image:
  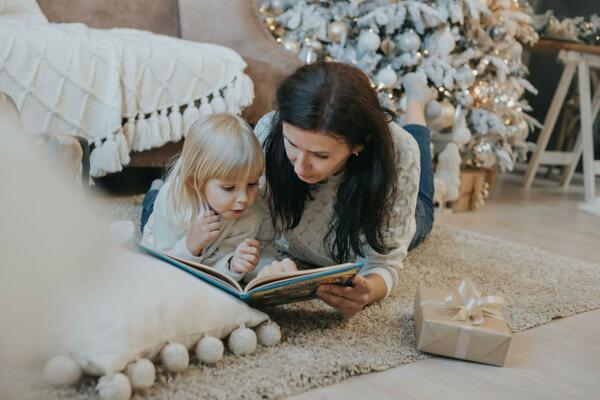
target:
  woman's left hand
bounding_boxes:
[316,275,372,318]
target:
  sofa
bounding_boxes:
[35,0,300,166]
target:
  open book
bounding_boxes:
[138,244,362,306]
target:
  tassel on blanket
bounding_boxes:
[211,93,227,114]
[234,74,254,108]
[90,137,123,177]
[183,102,200,138]
[133,117,151,152]
[148,112,162,147]
[224,86,240,115]
[124,117,136,149]
[169,106,183,142]
[198,97,213,118]
[114,128,130,165]
[159,109,171,145]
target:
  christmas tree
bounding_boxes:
[258,0,539,202]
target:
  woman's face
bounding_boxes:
[282,122,360,184]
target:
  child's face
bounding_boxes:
[203,178,260,220]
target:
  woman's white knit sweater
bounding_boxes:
[249,112,420,297]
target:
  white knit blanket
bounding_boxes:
[0,20,254,177]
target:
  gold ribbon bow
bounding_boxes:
[443,278,505,325]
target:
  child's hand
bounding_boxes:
[256,258,297,279]
[186,211,221,256]
[229,239,260,274]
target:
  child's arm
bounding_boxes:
[151,184,215,263]
[208,210,260,281]
[244,188,280,282]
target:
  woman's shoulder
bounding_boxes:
[254,111,276,145]
[388,122,420,169]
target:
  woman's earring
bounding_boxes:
[353,151,360,156]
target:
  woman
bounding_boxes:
[250,62,434,317]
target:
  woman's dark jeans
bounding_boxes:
[140,124,435,247]
[403,124,435,251]
[140,189,159,233]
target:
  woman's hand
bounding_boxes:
[256,258,298,279]
[186,211,221,256]
[316,274,386,318]
[230,239,260,274]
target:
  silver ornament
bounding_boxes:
[358,30,381,52]
[396,30,421,53]
[327,21,348,43]
[455,66,476,88]
[375,66,398,88]
[425,100,442,121]
[488,25,507,42]
[281,38,300,55]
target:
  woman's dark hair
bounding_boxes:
[263,62,399,263]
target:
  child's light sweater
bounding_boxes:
[248,112,420,297]
[141,179,259,281]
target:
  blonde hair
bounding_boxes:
[164,113,264,223]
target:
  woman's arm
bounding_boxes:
[317,124,421,317]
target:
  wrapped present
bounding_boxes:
[413,279,511,366]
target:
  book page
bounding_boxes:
[247,266,361,306]
[244,263,359,292]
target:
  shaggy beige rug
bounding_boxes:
[23,197,600,399]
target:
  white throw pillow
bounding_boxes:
[0,117,267,384]
[0,0,47,23]
[64,247,268,375]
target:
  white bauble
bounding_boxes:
[196,336,224,364]
[228,326,257,356]
[375,67,398,88]
[43,355,82,386]
[97,373,132,400]
[507,41,523,61]
[452,125,472,146]
[425,100,442,121]
[455,66,476,88]
[396,30,421,53]
[281,38,300,55]
[327,21,348,43]
[256,321,282,347]
[125,359,155,391]
[423,27,455,57]
[160,343,189,373]
[305,37,323,52]
[358,30,381,52]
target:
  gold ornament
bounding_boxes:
[380,38,396,55]
[327,21,348,43]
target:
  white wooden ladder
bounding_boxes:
[523,50,600,209]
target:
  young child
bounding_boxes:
[140,113,263,281]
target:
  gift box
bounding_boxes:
[413,279,512,366]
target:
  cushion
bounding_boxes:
[0,0,47,23]
[65,248,268,375]
[0,125,268,381]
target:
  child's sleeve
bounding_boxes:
[151,185,207,264]
[244,185,279,282]
[208,210,261,282]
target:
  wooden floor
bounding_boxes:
[294,171,600,400]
